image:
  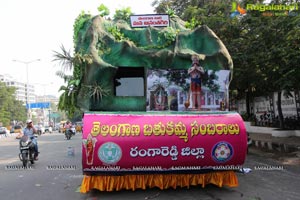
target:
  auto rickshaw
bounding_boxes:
[59,120,67,133]
[75,122,83,133]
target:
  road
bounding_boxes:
[0,132,300,200]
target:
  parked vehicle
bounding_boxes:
[19,135,37,167]
[0,127,9,136]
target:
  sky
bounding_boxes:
[0,0,155,97]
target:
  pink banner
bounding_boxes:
[82,112,247,174]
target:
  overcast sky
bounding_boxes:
[0,0,154,97]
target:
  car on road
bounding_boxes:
[0,127,9,136]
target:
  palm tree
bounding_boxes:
[53,45,108,116]
[53,45,84,117]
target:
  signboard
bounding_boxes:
[82,112,247,175]
[130,14,169,28]
[26,102,50,109]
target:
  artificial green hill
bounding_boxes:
[74,15,233,111]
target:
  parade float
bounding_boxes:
[73,13,247,193]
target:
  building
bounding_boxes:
[236,91,300,121]
[35,95,59,105]
[0,74,36,103]
[1,73,60,126]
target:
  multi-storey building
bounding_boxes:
[0,74,36,104]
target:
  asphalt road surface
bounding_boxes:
[0,132,300,200]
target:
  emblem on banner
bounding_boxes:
[212,142,233,163]
[98,142,122,164]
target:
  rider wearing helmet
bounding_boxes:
[21,119,39,160]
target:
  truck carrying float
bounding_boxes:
[72,13,247,193]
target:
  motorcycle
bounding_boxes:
[71,126,76,135]
[19,135,37,168]
[37,129,42,136]
[65,129,72,140]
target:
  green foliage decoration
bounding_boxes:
[142,27,179,50]
[166,6,176,17]
[106,24,179,50]
[73,52,93,80]
[97,4,110,17]
[107,25,127,42]
[97,41,111,56]
[185,17,200,29]
[158,27,178,45]
[82,82,110,102]
[73,11,92,46]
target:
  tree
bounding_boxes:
[229,0,300,128]
[229,13,271,117]
[113,7,133,22]
[259,14,300,129]
[0,81,26,126]
[9,100,27,124]
[152,0,172,14]
[53,45,93,118]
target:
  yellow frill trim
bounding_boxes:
[80,171,238,193]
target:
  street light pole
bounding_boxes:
[12,59,41,119]
[48,109,51,126]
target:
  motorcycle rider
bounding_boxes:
[21,119,39,160]
[64,121,72,138]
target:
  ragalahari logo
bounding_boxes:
[230,2,247,17]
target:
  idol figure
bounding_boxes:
[188,55,204,110]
